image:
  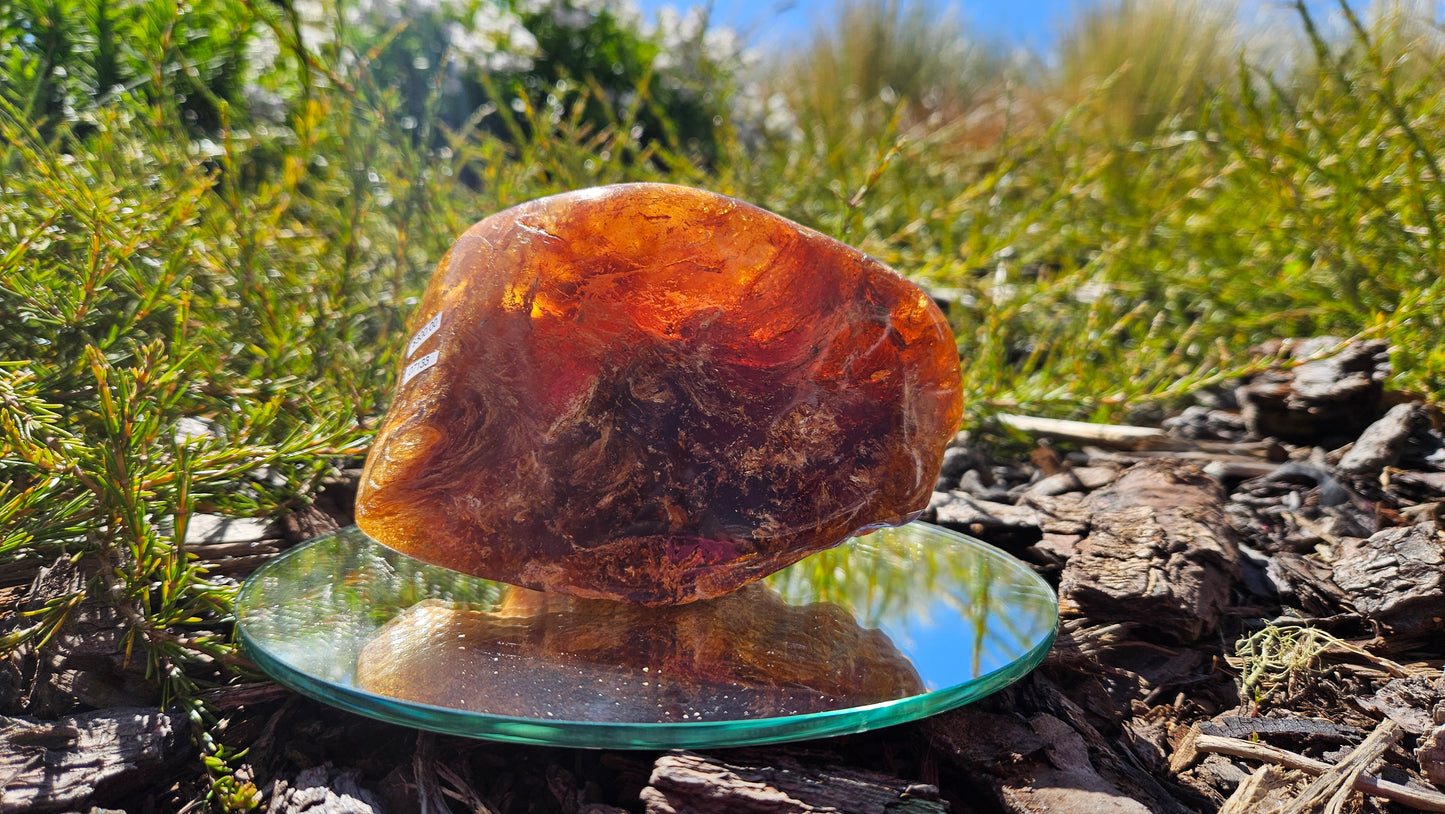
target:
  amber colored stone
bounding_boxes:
[355,183,962,604]
[355,586,924,720]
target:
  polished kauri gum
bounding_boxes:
[355,183,963,604]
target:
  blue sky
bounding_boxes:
[634,0,1445,53]
[636,0,1078,49]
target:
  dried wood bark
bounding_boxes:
[1331,521,1445,635]
[1217,765,1299,814]
[1338,402,1429,476]
[1225,461,1374,557]
[10,557,157,716]
[1277,719,1401,814]
[1025,466,1120,497]
[1172,728,1445,811]
[927,492,1043,537]
[640,752,946,814]
[0,707,183,813]
[1164,405,1249,443]
[1058,461,1241,642]
[1390,470,1445,506]
[278,470,361,546]
[1260,551,1354,618]
[1420,723,1445,789]
[1237,338,1390,442]
[264,764,387,814]
[925,678,1199,814]
[991,712,1157,814]
[1199,716,1366,746]
[1358,675,1445,735]
[185,513,275,545]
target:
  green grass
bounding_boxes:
[767,0,1009,135]
[2,0,1444,807]
[740,0,1445,420]
[1054,0,1243,139]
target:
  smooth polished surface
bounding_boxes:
[236,523,1057,748]
[355,184,963,605]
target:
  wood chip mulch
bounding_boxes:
[3,336,1444,813]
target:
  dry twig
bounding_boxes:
[1278,719,1401,814]
[1172,728,1445,812]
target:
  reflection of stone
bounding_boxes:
[354,584,924,722]
[355,183,962,605]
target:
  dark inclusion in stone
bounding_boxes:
[355,585,926,721]
[355,183,963,605]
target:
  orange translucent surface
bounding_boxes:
[356,184,962,604]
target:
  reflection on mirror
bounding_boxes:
[356,584,923,721]
[235,523,1058,748]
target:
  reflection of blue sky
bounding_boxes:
[764,523,1057,694]
[245,524,1058,733]
[873,579,1055,691]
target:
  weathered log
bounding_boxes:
[640,752,946,814]
[1331,521,1445,636]
[264,764,387,814]
[1058,461,1241,642]
[0,707,183,813]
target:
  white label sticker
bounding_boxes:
[401,350,440,386]
[405,312,443,358]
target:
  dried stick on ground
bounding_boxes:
[1279,719,1401,814]
[1218,765,1297,814]
[997,414,1174,450]
[1175,728,1445,811]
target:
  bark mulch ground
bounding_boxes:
[4,336,1444,813]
